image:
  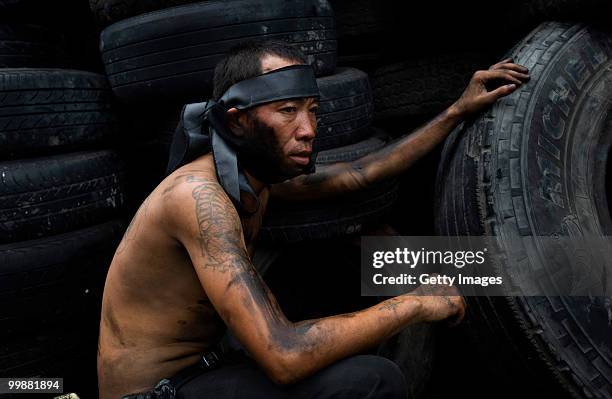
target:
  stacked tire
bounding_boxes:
[0,9,126,396]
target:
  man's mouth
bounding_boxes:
[289,151,312,165]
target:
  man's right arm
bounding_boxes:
[165,174,464,385]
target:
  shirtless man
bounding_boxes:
[98,41,530,398]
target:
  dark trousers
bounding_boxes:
[176,354,407,399]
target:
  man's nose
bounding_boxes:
[295,111,316,141]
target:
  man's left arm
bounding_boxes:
[271,58,530,201]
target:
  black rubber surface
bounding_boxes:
[514,0,612,26]
[315,131,385,164]
[371,52,493,123]
[0,220,124,338]
[89,0,199,27]
[261,130,398,243]
[315,67,373,151]
[0,0,19,6]
[0,69,117,159]
[0,150,126,243]
[100,0,337,104]
[0,25,67,68]
[329,0,386,68]
[435,22,612,398]
[0,0,23,11]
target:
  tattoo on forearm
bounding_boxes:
[378,299,401,312]
[442,296,455,309]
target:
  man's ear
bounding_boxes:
[226,107,248,136]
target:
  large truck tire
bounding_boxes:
[435,22,612,398]
[0,151,126,243]
[0,69,117,159]
[100,0,336,104]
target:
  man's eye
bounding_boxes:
[281,107,297,113]
[310,107,319,114]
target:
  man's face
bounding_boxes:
[243,96,318,177]
[238,55,319,180]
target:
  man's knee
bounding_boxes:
[314,355,407,399]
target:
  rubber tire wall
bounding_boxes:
[435,22,612,398]
[371,53,493,124]
[0,69,117,159]
[100,0,336,104]
[0,151,126,243]
[89,0,198,27]
[0,221,124,338]
[0,25,67,68]
[315,67,373,151]
[0,221,122,396]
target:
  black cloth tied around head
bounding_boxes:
[166,65,320,215]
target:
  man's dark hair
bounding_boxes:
[212,40,307,101]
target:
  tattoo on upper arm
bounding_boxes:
[162,174,188,197]
[188,176,250,273]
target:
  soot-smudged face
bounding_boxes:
[238,106,317,183]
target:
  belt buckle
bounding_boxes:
[200,351,220,369]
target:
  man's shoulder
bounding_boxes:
[157,173,225,211]
[155,162,239,230]
[157,155,221,200]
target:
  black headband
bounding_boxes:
[166,64,320,214]
[219,64,320,109]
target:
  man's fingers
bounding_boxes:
[479,69,527,85]
[486,70,522,85]
[483,83,516,102]
[495,62,529,73]
[506,69,530,81]
[491,68,530,81]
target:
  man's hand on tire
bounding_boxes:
[451,57,530,118]
[406,278,467,326]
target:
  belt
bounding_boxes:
[121,349,223,399]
